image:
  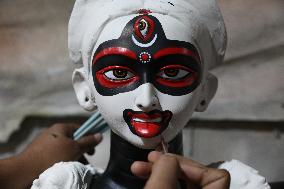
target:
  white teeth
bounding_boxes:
[133,117,162,123]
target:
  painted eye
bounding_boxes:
[96,66,139,89]
[104,69,134,80]
[156,65,198,88]
[164,69,180,77]
[138,19,149,38]
[158,67,191,80]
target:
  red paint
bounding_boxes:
[156,72,198,88]
[141,53,150,61]
[134,16,155,42]
[138,9,152,14]
[130,112,162,120]
[160,64,194,73]
[96,66,139,88]
[131,121,161,138]
[93,47,137,65]
[127,111,172,138]
[154,47,201,64]
[156,65,198,88]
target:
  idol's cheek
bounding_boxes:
[155,86,203,142]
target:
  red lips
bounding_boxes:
[124,110,172,138]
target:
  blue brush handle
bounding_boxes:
[74,111,101,135]
[73,112,109,140]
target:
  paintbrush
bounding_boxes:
[73,111,109,140]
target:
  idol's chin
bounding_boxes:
[110,128,160,149]
[111,127,176,149]
[132,135,164,149]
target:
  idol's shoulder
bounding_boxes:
[30,159,271,189]
[219,159,271,189]
[30,162,101,189]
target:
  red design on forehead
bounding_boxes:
[141,54,149,61]
[139,52,152,63]
[134,16,155,42]
[93,47,137,65]
[154,47,201,64]
[137,9,152,14]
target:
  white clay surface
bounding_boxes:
[219,160,271,189]
[30,160,271,189]
[30,162,100,189]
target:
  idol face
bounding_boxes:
[91,13,203,148]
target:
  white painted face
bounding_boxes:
[94,82,203,149]
[73,12,218,149]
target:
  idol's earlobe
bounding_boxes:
[72,68,97,111]
[195,73,218,112]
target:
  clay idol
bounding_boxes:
[31,0,270,189]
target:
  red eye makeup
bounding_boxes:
[156,65,198,88]
[96,66,139,88]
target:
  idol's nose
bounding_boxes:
[135,83,159,112]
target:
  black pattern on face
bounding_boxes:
[92,14,202,96]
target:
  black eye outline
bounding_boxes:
[107,69,130,79]
[157,64,193,81]
[101,66,136,81]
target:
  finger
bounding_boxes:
[176,160,228,186]
[149,152,230,189]
[144,155,180,189]
[77,133,102,153]
[87,148,95,155]
[131,161,152,178]
[147,151,163,162]
[64,124,81,137]
[174,157,230,189]
[149,152,205,169]
[192,168,230,189]
[78,155,89,164]
[49,123,80,137]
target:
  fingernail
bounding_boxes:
[148,151,162,161]
[94,133,103,142]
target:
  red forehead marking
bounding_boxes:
[134,16,155,42]
[153,47,201,64]
[93,47,137,65]
[138,9,152,14]
[141,54,149,61]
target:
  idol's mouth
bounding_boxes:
[123,109,172,138]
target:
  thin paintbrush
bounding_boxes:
[73,112,109,140]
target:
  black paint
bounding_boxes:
[92,15,202,96]
[90,131,186,189]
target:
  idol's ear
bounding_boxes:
[72,68,97,111]
[195,73,218,112]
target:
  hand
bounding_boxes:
[20,123,102,169]
[131,151,230,189]
[0,123,102,189]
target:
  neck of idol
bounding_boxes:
[90,131,184,189]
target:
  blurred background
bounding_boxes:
[0,0,283,182]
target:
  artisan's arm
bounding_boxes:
[0,123,102,189]
[0,154,34,189]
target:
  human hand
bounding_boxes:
[131,151,230,189]
[20,123,102,174]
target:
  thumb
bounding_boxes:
[144,155,180,189]
[77,133,103,153]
